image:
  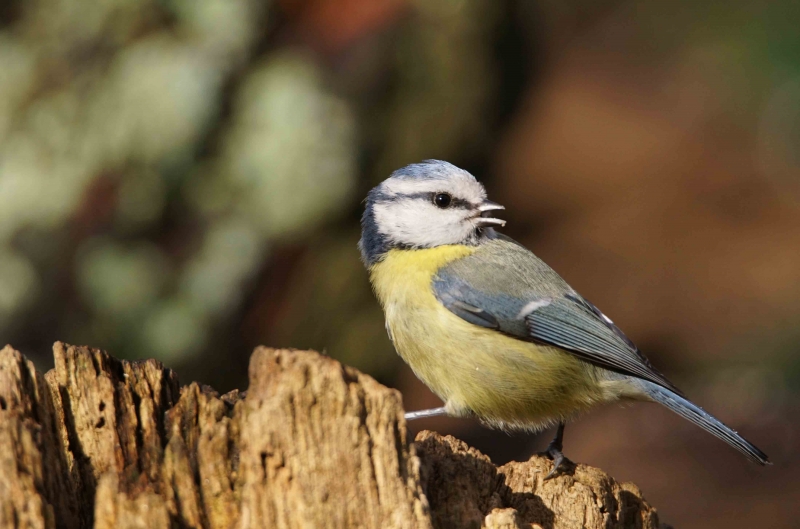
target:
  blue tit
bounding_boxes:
[359,159,769,476]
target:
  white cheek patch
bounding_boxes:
[516,298,552,319]
[373,199,476,247]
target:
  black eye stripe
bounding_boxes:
[392,192,471,208]
[439,195,470,208]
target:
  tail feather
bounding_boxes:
[641,380,770,465]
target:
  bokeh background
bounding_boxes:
[1,0,798,526]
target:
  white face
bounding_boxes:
[370,162,505,248]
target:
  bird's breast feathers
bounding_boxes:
[369,245,477,312]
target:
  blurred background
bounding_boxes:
[0,0,798,526]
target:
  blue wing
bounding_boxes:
[432,237,681,394]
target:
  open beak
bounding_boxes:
[474,200,506,228]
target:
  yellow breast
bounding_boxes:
[369,246,611,430]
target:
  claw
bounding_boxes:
[543,443,569,480]
[541,422,571,480]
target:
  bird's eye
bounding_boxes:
[433,193,452,208]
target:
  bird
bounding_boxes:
[358,159,769,477]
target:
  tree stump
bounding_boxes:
[0,342,663,528]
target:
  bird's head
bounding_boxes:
[359,160,505,265]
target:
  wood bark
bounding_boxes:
[0,342,663,529]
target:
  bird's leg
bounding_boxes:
[543,422,571,479]
[404,407,448,420]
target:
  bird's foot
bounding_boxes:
[540,422,571,480]
[542,442,571,480]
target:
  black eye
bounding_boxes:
[433,193,452,208]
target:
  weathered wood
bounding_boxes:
[0,342,662,528]
[417,432,659,529]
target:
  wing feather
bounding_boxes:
[431,237,681,393]
[524,297,681,393]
